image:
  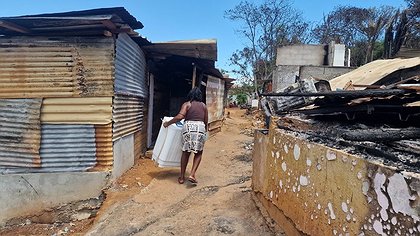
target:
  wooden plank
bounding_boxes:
[397,84,420,91]
[192,64,197,88]
[101,20,117,30]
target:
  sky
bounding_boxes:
[0,0,408,74]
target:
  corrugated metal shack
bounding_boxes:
[142,39,229,144]
[0,7,230,224]
[0,7,149,177]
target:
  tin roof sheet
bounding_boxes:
[330,58,420,90]
[0,7,143,36]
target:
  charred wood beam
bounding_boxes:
[261,89,414,98]
[341,128,420,142]
[385,75,420,89]
[298,104,420,121]
[388,140,420,156]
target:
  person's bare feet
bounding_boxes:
[187,176,198,184]
[178,177,185,184]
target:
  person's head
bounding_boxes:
[187,87,202,102]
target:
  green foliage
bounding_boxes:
[372,41,385,60]
[236,94,248,105]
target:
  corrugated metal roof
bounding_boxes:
[113,94,144,141]
[0,99,42,168]
[41,97,113,124]
[0,7,143,36]
[115,33,147,98]
[0,36,114,98]
[143,39,218,61]
[330,58,420,90]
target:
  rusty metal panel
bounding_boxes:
[41,97,113,124]
[94,123,113,169]
[206,75,225,123]
[115,33,147,98]
[0,36,115,98]
[0,124,113,174]
[0,99,42,167]
[113,94,144,141]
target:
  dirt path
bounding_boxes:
[84,108,279,236]
[0,108,281,236]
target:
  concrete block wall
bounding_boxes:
[252,126,420,236]
[276,45,327,66]
[299,66,354,81]
[272,65,300,92]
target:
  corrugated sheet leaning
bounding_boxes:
[0,37,115,173]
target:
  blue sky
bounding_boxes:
[0,0,407,73]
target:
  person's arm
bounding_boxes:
[163,102,189,128]
[204,103,208,131]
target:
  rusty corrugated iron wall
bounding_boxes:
[0,37,115,98]
[0,36,115,173]
[113,33,147,143]
[94,124,113,169]
[0,99,42,168]
[41,97,113,124]
[0,124,113,174]
[113,94,144,141]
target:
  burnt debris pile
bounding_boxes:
[261,58,420,172]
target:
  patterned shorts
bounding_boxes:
[182,121,206,153]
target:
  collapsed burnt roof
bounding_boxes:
[261,58,420,172]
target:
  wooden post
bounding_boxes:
[192,64,197,88]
